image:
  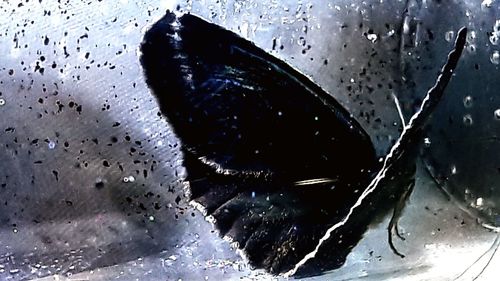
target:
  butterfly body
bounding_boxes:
[141,11,466,277]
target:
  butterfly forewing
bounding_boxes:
[141,12,377,182]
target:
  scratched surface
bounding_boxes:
[0,0,499,280]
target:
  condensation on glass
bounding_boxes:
[0,0,498,280]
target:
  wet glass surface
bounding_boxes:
[0,0,499,280]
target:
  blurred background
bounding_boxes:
[0,0,499,280]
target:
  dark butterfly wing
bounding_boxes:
[140,12,377,182]
[141,11,467,276]
[140,11,378,275]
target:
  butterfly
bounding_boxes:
[140,11,466,277]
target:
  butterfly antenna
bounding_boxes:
[392,93,406,127]
[283,27,467,278]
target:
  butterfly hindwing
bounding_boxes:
[183,151,371,274]
[140,11,379,274]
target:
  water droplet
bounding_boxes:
[476,197,484,206]
[366,33,378,43]
[424,137,431,147]
[0,98,5,106]
[465,9,475,18]
[48,141,56,149]
[451,165,457,175]
[490,20,500,45]
[494,109,500,120]
[463,96,473,108]
[467,44,476,55]
[445,31,455,42]
[468,30,477,41]
[123,176,135,183]
[95,180,105,189]
[490,35,499,45]
[9,269,19,274]
[490,51,500,64]
[482,0,495,9]
[463,114,473,126]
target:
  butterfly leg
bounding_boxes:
[387,178,415,258]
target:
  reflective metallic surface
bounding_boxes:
[0,0,499,280]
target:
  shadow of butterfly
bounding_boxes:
[140,11,466,277]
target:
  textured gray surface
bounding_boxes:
[0,0,499,280]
